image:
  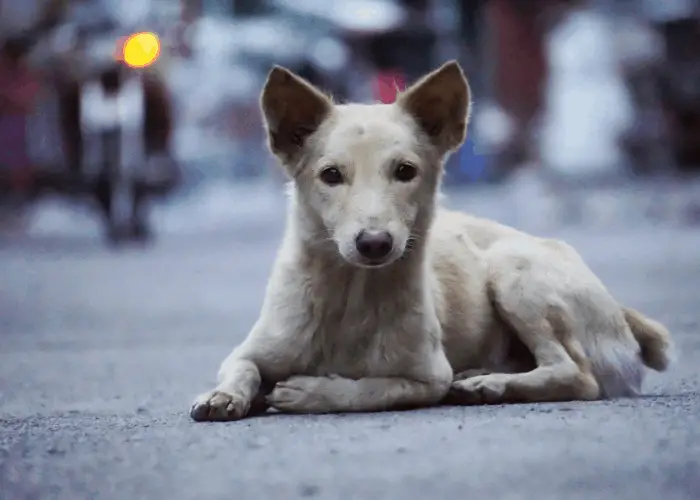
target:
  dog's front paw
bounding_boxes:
[266,376,336,414]
[446,374,508,405]
[190,390,250,422]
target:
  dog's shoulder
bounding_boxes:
[426,210,491,323]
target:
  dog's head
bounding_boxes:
[261,61,471,268]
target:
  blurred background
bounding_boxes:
[1,0,700,241]
[3,4,700,497]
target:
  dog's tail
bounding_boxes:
[623,307,673,371]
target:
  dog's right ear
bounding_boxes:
[260,66,332,166]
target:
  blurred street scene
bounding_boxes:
[0,0,699,241]
[1,2,700,499]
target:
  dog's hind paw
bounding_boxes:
[446,374,508,405]
[190,390,250,422]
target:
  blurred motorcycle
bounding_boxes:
[46,21,179,244]
[1,0,179,243]
[75,56,178,243]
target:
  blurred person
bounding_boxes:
[636,0,700,223]
[482,0,586,178]
[643,0,700,173]
[0,0,67,206]
[615,11,669,176]
[483,0,548,174]
[537,0,638,225]
[0,38,41,201]
[539,0,634,177]
[71,57,178,243]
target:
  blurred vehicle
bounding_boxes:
[1,0,180,243]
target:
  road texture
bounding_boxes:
[1,189,700,500]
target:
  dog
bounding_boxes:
[190,61,673,421]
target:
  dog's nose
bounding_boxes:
[355,230,393,261]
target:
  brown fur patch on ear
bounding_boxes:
[397,60,471,153]
[260,66,332,165]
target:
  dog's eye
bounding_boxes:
[394,162,418,182]
[319,166,344,186]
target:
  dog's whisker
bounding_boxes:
[408,231,425,242]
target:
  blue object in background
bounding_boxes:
[459,135,487,181]
[444,134,489,186]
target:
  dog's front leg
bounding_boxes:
[190,355,265,422]
[190,324,295,422]
[267,353,453,414]
[266,375,448,414]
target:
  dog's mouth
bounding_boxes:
[336,245,400,268]
[354,257,394,269]
[345,246,408,269]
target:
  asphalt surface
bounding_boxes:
[1,191,700,500]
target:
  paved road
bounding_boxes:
[1,207,700,500]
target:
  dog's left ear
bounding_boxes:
[397,60,471,153]
[260,65,332,166]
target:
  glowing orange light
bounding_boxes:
[119,32,161,68]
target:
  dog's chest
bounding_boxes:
[300,271,419,378]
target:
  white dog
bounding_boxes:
[190,61,672,421]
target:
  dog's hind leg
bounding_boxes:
[448,294,600,405]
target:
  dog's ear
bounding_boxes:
[397,60,471,153]
[260,66,332,165]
